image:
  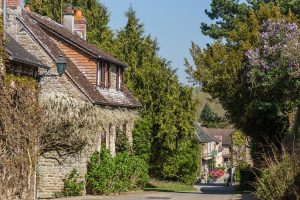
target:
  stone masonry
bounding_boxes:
[6,6,137,199]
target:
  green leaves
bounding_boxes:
[62,169,84,197]
[86,148,149,194]
[115,8,199,183]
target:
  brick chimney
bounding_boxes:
[74,9,86,40]
[63,4,74,34]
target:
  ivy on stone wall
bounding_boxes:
[0,74,41,199]
[40,94,138,161]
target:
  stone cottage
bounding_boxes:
[3,1,141,198]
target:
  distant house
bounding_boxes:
[195,123,219,172]
[4,1,141,198]
[203,128,235,167]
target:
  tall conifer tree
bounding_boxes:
[115,8,199,184]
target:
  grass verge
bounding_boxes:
[144,180,196,192]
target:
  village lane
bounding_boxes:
[54,184,255,200]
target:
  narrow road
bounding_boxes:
[55,184,254,200]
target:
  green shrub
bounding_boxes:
[116,128,131,153]
[86,147,149,195]
[255,151,299,200]
[62,169,84,197]
[234,161,249,183]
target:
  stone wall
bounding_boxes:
[6,7,138,199]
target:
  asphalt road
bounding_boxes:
[55,184,255,200]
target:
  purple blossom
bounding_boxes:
[246,20,300,83]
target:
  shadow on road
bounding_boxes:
[194,183,256,199]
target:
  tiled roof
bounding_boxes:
[195,123,218,143]
[203,128,236,146]
[19,11,141,108]
[28,12,126,67]
[5,34,48,69]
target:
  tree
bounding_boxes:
[200,103,230,128]
[115,7,199,184]
[186,3,298,164]
[199,103,230,128]
[201,0,300,40]
[25,0,114,52]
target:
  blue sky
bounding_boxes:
[101,0,214,84]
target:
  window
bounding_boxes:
[116,66,122,90]
[97,62,101,86]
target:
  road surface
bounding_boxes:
[54,183,255,200]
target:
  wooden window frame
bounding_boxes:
[101,61,106,88]
[107,63,111,88]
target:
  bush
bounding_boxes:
[62,169,84,196]
[234,161,249,183]
[255,150,299,200]
[86,147,149,195]
[161,142,199,185]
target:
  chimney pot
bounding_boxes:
[24,4,30,12]
[74,9,83,20]
[63,4,74,34]
[74,9,87,40]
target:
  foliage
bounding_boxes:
[255,149,300,200]
[62,169,84,197]
[41,95,138,161]
[231,131,247,164]
[186,3,299,164]
[0,74,41,199]
[28,2,200,184]
[233,161,249,183]
[200,103,230,128]
[115,7,199,184]
[193,89,226,118]
[144,180,196,192]
[132,118,152,162]
[292,106,300,137]
[25,0,114,52]
[86,147,149,194]
[116,127,131,153]
[200,0,300,40]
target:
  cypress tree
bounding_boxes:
[115,7,199,184]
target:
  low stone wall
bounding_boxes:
[37,120,134,199]
[37,131,101,198]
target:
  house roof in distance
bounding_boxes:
[195,123,218,143]
[5,34,49,69]
[203,128,236,146]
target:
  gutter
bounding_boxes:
[9,56,49,69]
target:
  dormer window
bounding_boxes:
[97,60,123,89]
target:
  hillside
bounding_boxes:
[193,87,226,119]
